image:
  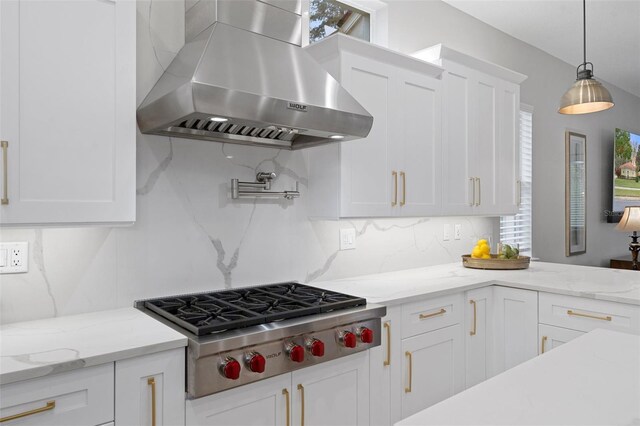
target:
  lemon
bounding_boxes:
[481,254,491,259]
[477,239,488,245]
[480,244,490,255]
[471,246,483,258]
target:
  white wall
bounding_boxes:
[383,0,640,267]
[0,0,495,325]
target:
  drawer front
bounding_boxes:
[539,292,640,334]
[0,363,114,426]
[402,293,463,338]
[538,324,585,355]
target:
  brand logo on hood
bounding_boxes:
[287,102,308,112]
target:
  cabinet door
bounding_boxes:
[401,324,464,419]
[496,80,521,215]
[115,348,185,426]
[471,71,500,215]
[370,307,401,426]
[292,351,369,426]
[185,374,290,426]
[538,324,585,355]
[397,68,442,217]
[0,0,135,225]
[339,52,396,217]
[465,286,494,388]
[441,64,474,215]
[493,286,538,374]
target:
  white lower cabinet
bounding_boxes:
[369,306,401,426]
[0,363,114,426]
[186,352,369,426]
[464,286,494,388]
[115,348,186,426]
[400,324,464,419]
[493,286,538,374]
[538,324,585,355]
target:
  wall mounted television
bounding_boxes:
[612,128,640,222]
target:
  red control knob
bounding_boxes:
[288,344,305,363]
[359,327,374,344]
[308,339,325,357]
[220,358,241,380]
[340,331,357,348]
[246,352,266,373]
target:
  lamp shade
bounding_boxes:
[558,78,614,114]
[616,206,640,232]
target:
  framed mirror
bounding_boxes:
[565,131,587,256]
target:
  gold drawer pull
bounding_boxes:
[1,140,8,205]
[419,308,446,320]
[383,321,391,366]
[0,401,55,423]
[541,335,548,354]
[282,389,290,426]
[297,384,305,426]
[147,377,157,426]
[469,300,477,336]
[567,310,612,321]
[404,351,412,393]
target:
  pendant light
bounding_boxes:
[558,0,614,114]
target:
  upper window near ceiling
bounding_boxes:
[309,0,371,44]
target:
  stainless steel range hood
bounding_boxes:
[136,0,373,150]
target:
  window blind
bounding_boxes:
[500,107,533,255]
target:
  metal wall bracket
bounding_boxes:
[231,172,300,200]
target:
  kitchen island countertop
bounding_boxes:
[314,261,640,306]
[395,328,640,426]
[0,307,187,385]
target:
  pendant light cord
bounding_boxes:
[583,0,587,66]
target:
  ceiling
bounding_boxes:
[442,0,640,98]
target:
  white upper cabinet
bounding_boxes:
[305,35,443,218]
[413,44,526,217]
[0,0,136,225]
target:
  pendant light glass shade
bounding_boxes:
[558,0,614,115]
[558,74,614,114]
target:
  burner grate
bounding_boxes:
[142,283,366,336]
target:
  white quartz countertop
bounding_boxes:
[314,261,640,306]
[396,328,640,426]
[0,308,187,385]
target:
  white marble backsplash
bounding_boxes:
[0,0,497,324]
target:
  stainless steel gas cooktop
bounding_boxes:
[136,282,385,398]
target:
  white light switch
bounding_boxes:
[0,242,29,274]
[454,224,462,240]
[443,224,451,241]
[339,228,356,250]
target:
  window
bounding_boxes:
[309,0,371,44]
[500,106,533,255]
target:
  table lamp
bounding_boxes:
[616,206,640,270]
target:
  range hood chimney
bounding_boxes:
[136,0,373,150]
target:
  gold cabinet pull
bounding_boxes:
[0,401,55,423]
[383,321,391,366]
[469,300,477,336]
[469,177,475,206]
[567,310,612,321]
[1,141,8,205]
[404,351,412,393]
[147,377,157,426]
[392,171,398,206]
[419,308,446,320]
[476,177,481,206]
[282,389,290,426]
[297,384,305,426]
[400,171,406,206]
[541,336,548,354]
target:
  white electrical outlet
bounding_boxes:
[454,224,462,240]
[0,242,29,274]
[443,224,451,241]
[339,228,356,250]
